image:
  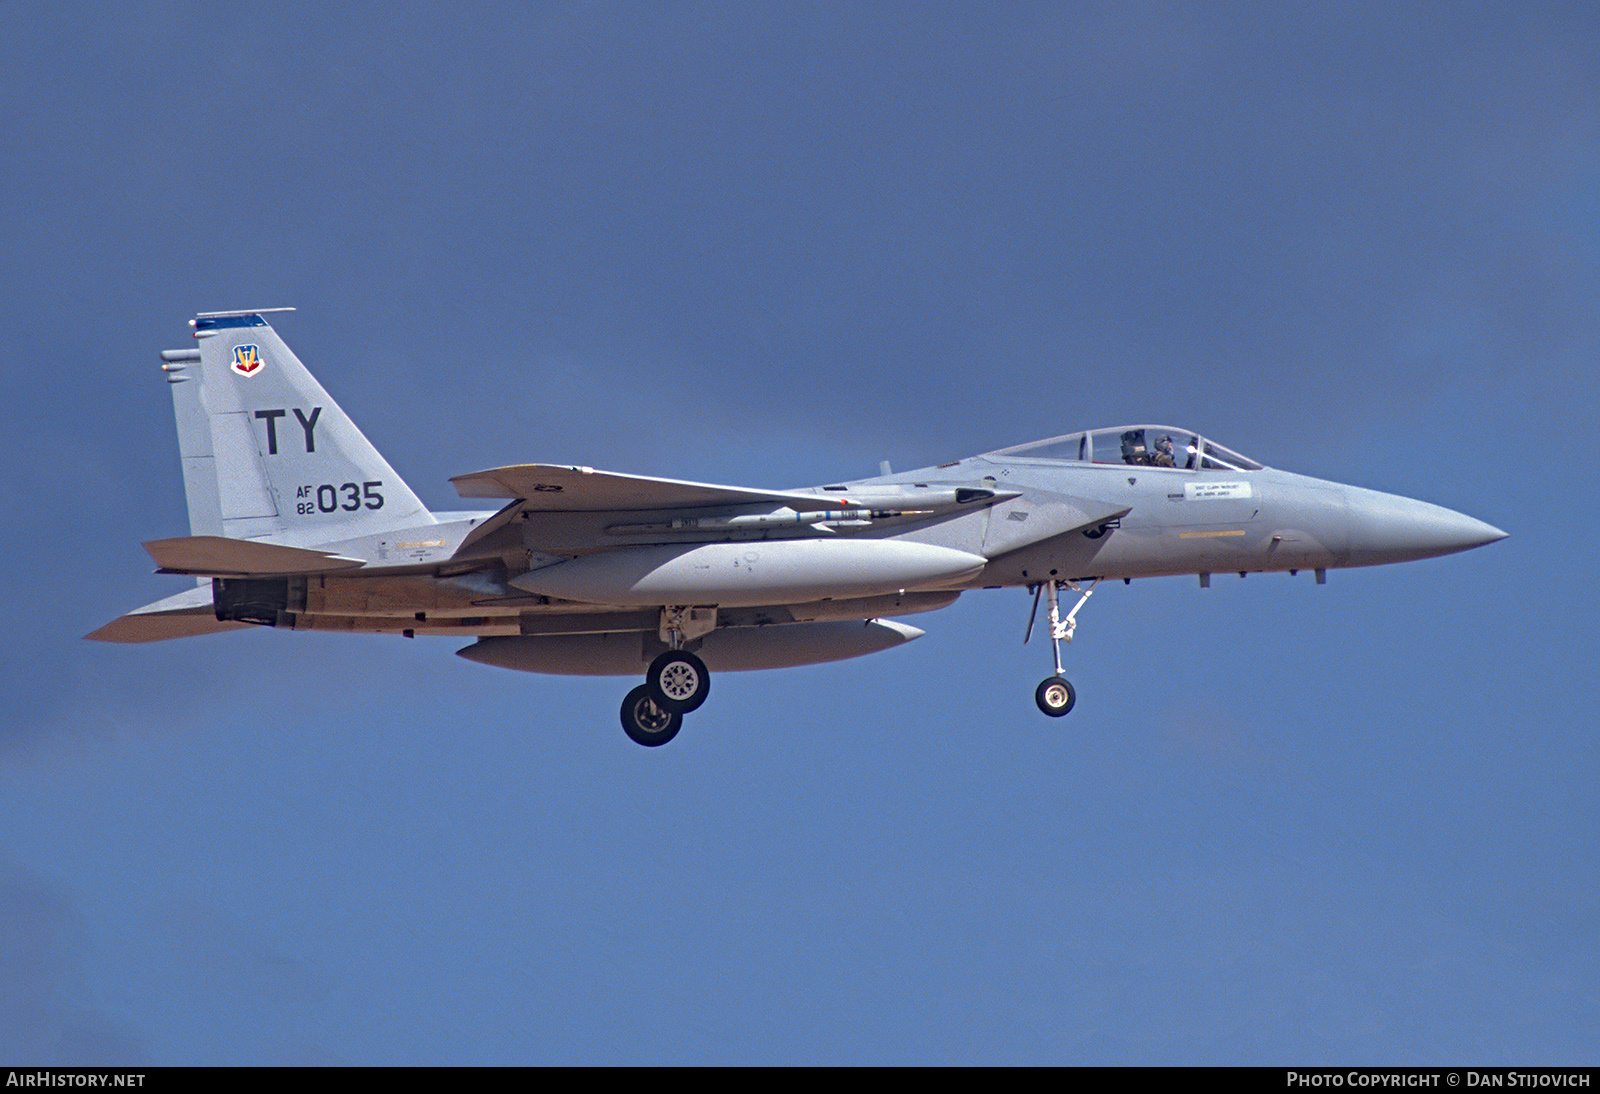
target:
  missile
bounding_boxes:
[605,507,909,535]
[601,489,1016,537]
[458,618,926,675]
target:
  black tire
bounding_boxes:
[1035,676,1076,717]
[621,685,682,747]
[646,650,710,714]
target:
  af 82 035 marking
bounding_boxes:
[294,481,385,515]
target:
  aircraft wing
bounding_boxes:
[449,464,865,512]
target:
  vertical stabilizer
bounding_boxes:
[162,346,222,538]
[161,309,434,545]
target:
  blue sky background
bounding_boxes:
[1,1,1595,1064]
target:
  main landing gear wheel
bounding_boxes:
[1035,676,1076,717]
[646,649,710,714]
[621,685,683,747]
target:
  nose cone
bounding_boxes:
[1343,486,1507,566]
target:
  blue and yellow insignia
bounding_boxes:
[231,344,264,376]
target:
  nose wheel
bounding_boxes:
[1024,578,1098,718]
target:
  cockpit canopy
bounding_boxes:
[995,425,1264,471]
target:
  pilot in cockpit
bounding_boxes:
[1120,429,1149,465]
[1152,435,1176,467]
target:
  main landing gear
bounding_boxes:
[619,650,711,746]
[1024,578,1098,717]
[620,607,714,747]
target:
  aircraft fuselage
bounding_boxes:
[261,448,1503,641]
[94,310,1505,744]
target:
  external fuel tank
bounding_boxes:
[509,539,986,608]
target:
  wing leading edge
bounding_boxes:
[450,463,870,512]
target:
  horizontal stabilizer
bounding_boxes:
[86,586,246,643]
[451,464,873,512]
[143,535,365,576]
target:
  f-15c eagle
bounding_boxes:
[92,309,1505,746]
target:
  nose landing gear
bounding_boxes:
[1025,578,1098,717]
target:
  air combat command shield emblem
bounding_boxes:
[232,344,264,376]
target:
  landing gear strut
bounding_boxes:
[1025,578,1098,717]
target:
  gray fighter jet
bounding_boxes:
[91,310,1506,746]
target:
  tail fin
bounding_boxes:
[159,309,434,545]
